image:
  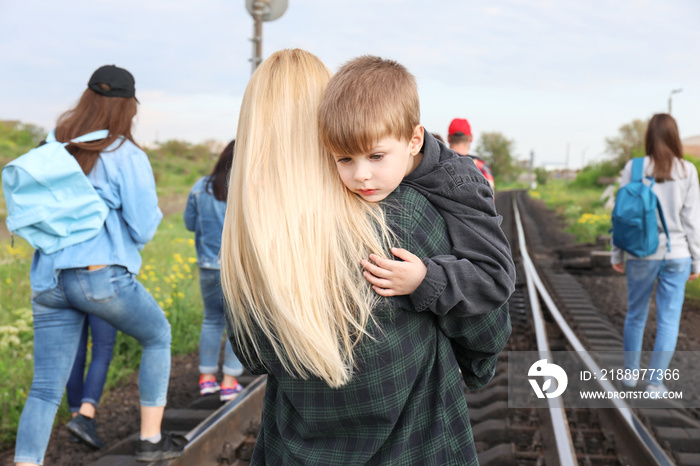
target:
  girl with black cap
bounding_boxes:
[14,65,183,465]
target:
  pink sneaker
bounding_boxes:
[220,380,244,402]
[199,375,221,395]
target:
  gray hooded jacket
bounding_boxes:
[402,131,516,316]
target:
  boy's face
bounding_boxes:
[333,126,423,202]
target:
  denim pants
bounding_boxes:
[15,266,172,465]
[624,257,691,384]
[199,268,242,377]
[66,314,117,411]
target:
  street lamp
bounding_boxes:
[668,88,683,114]
[245,0,288,74]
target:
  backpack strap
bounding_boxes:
[631,157,645,182]
[45,129,109,145]
[656,197,672,252]
[71,130,109,143]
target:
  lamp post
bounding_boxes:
[668,88,682,114]
[245,0,288,74]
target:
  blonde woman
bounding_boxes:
[221,49,510,465]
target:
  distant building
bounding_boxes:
[683,135,700,158]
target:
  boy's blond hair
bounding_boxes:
[319,55,420,157]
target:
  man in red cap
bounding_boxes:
[447,118,495,190]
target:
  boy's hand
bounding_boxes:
[361,248,427,297]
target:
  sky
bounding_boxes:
[1,0,699,169]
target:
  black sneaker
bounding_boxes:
[135,431,186,462]
[65,414,105,450]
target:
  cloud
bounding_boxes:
[135,91,242,143]
[1,0,699,170]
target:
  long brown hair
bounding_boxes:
[646,113,684,182]
[206,140,235,201]
[55,84,139,174]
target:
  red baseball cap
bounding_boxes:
[448,118,471,137]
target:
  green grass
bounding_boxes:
[687,280,700,303]
[494,179,530,192]
[529,179,611,244]
[0,214,204,448]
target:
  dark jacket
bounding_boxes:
[402,130,516,316]
[228,185,511,465]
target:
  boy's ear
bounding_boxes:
[409,125,424,155]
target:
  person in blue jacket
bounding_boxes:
[14,65,183,465]
[184,140,244,402]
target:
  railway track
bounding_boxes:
[85,189,700,465]
[89,376,265,465]
[468,190,700,465]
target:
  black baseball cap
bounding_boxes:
[88,65,137,100]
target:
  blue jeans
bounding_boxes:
[199,268,242,376]
[624,258,691,384]
[66,314,117,411]
[15,266,171,465]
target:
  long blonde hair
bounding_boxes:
[221,49,392,388]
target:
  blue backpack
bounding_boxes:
[2,129,110,254]
[610,157,670,258]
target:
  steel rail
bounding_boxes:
[513,196,579,466]
[167,375,267,465]
[513,193,675,466]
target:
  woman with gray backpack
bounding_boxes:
[13,65,183,465]
[611,113,700,395]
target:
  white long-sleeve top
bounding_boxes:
[611,156,700,273]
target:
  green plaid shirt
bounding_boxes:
[231,185,511,465]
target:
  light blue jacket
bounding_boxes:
[30,138,162,292]
[183,176,226,269]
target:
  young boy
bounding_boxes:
[318,55,515,316]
